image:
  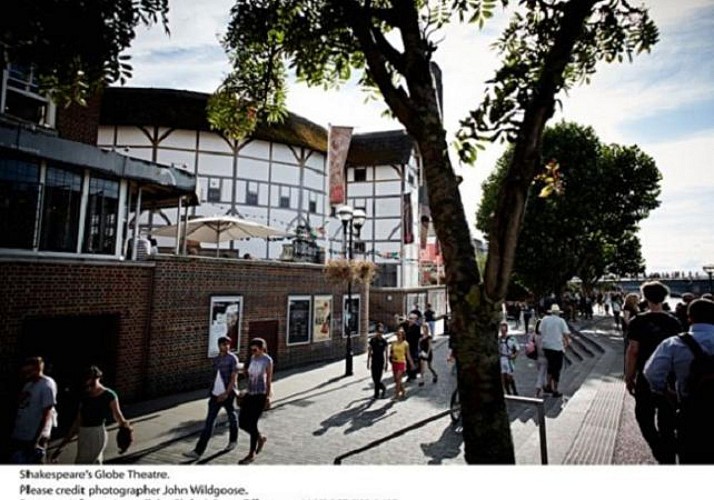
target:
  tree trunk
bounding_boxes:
[405,79,515,463]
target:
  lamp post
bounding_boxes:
[704,264,714,294]
[338,205,366,377]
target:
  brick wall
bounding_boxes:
[55,90,103,145]
[0,256,367,405]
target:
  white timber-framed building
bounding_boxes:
[98,87,427,287]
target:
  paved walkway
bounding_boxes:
[50,315,653,465]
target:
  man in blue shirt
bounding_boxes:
[183,336,239,459]
[644,298,714,464]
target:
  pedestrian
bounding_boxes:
[389,327,414,400]
[51,366,131,464]
[531,318,548,398]
[417,323,438,386]
[624,281,682,464]
[409,303,423,324]
[611,294,622,330]
[539,304,571,397]
[498,321,520,395]
[238,337,273,465]
[9,356,57,464]
[183,335,239,460]
[423,303,436,337]
[644,298,714,464]
[523,302,534,333]
[622,292,641,371]
[404,313,421,381]
[367,323,389,399]
[674,292,695,330]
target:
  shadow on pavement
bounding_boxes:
[420,423,463,465]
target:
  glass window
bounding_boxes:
[279,196,290,209]
[0,157,41,249]
[246,182,258,206]
[207,178,221,202]
[354,168,367,182]
[3,64,50,125]
[83,176,119,255]
[374,263,398,287]
[39,165,82,252]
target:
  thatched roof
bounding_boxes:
[100,87,327,152]
[346,130,413,166]
[100,87,414,166]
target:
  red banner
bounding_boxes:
[327,125,353,205]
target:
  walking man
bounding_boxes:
[367,323,389,398]
[183,336,239,459]
[624,281,682,464]
[10,356,57,464]
[539,304,571,397]
[644,298,714,464]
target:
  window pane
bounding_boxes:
[39,165,82,252]
[0,157,41,249]
[83,176,119,254]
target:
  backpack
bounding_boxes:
[677,333,714,425]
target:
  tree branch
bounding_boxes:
[484,0,600,300]
[339,0,417,124]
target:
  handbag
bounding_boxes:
[235,390,247,407]
[525,335,538,360]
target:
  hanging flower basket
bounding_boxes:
[324,259,378,284]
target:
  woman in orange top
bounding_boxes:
[389,327,414,400]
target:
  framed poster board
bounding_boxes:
[342,295,360,338]
[287,296,312,345]
[313,295,333,342]
[208,296,243,357]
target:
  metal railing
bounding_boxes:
[504,394,548,464]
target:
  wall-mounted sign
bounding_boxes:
[313,295,333,342]
[208,296,243,357]
[287,296,312,345]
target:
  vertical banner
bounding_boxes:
[403,192,414,244]
[328,125,353,206]
[420,215,430,249]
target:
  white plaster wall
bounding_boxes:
[238,157,270,182]
[196,152,233,177]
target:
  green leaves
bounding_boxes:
[2,0,170,107]
[457,0,659,163]
[477,121,661,294]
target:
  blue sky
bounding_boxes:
[125,0,714,274]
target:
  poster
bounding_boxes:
[287,296,311,345]
[208,296,242,357]
[313,295,333,342]
[342,295,360,337]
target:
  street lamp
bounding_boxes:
[338,205,366,376]
[703,264,714,294]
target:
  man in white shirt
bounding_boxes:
[10,357,57,463]
[539,304,571,397]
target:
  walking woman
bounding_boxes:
[238,337,273,465]
[389,327,414,400]
[52,366,131,464]
[418,323,438,386]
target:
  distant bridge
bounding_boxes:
[608,278,712,297]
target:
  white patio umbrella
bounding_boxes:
[151,215,287,256]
